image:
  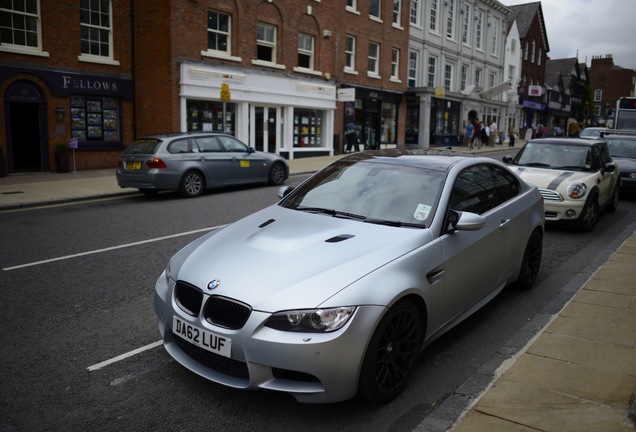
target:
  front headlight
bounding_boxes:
[264,307,356,332]
[165,260,173,283]
[567,182,587,199]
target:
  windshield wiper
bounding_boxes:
[296,207,366,220]
[519,162,551,168]
[363,218,425,228]
[552,165,582,170]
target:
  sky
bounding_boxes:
[500,0,636,71]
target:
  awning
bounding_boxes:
[480,80,512,99]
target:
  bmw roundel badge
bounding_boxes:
[207,279,221,290]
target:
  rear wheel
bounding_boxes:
[179,171,204,198]
[268,162,286,186]
[516,228,543,290]
[577,192,599,232]
[358,300,421,403]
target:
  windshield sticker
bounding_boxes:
[414,204,431,221]
[240,160,250,168]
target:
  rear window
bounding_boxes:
[123,139,162,155]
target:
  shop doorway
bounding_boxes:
[364,111,380,150]
[252,106,280,154]
[4,80,49,173]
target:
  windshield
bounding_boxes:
[605,138,636,159]
[514,142,592,171]
[580,128,604,138]
[123,139,162,155]
[280,158,446,227]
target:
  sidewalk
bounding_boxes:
[1,145,635,432]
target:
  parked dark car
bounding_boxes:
[603,134,636,193]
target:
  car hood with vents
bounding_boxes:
[170,204,432,311]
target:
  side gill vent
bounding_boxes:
[325,234,355,243]
[258,219,276,228]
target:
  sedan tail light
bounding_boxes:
[146,158,167,169]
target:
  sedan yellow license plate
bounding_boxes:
[126,161,141,170]
[173,316,231,357]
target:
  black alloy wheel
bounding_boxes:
[358,299,422,402]
[577,192,599,232]
[516,228,543,290]
[268,162,286,186]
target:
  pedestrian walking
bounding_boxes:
[465,120,474,149]
[508,126,516,147]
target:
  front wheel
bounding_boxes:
[577,193,599,232]
[358,300,422,403]
[606,183,619,213]
[179,170,204,198]
[268,162,286,186]
[516,228,543,290]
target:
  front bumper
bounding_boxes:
[154,272,384,403]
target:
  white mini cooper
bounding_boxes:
[504,138,620,231]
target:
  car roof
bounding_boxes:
[338,149,479,172]
[603,134,636,140]
[137,132,233,140]
[526,138,604,147]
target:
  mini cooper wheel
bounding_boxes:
[577,192,599,232]
[606,184,619,213]
[358,299,422,402]
[268,162,286,186]
[516,228,543,290]
[179,170,205,198]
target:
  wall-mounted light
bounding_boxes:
[323,29,332,38]
[55,107,65,122]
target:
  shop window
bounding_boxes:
[293,109,323,147]
[187,100,235,135]
[381,102,397,144]
[70,95,120,142]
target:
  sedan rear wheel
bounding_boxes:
[179,170,204,198]
[516,228,543,290]
[268,162,286,186]
[358,299,421,403]
[577,193,599,232]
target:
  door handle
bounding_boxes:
[499,219,511,228]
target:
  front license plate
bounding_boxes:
[172,316,231,358]
[126,161,141,170]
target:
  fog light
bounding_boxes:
[565,209,577,218]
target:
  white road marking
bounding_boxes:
[2,225,224,271]
[88,340,164,371]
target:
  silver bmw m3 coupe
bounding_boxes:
[154,150,545,403]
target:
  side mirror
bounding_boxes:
[448,210,486,232]
[248,147,256,154]
[603,163,616,173]
[502,155,515,164]
[277,186,294,199]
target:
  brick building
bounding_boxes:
[0,0,134,173]
[1,0,409,173]
[588,54,636,126]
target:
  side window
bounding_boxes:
[195,137,222,152]
[167,139,191,154]
[490,165,520,204]
[449,165,497,214]
[599,144,612,165]
[591,146,602,170]
[218,136,248,152]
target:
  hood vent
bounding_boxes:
[258,219,276,228]
[325,234,355,243]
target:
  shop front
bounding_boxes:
[180,63,336,159]
[341,86,401,152]
[1,66,133,173]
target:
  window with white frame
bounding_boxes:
[368,42,380,76]
[490,17,499,55]
[511,39,516,54]
[474,67,482,87]
[446,0,455,39]
[391,48,400,80]
[410,0,420,26]
[393,0,401,26]
[80,0,114,59]
[297,33,314,69]
[256,22,276,63]
[531,39,535,63]
[461,3,471,45]
[0,0,43,52]
[475,9,484,50]
[408,50,418,87]
[207,10,230,55]
[508,65,516,83]
[460,64,468,91]
[537,47,542,65]
[345,35,356,71]
[370,0,381,19]
[523,40,528,60]
[444,64,453,91]
[489,72,496,88]
[427,55,437,87]
[346,0,357,10]
[429,0,438,32]
[594,89,602,102]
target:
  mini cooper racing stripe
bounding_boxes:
[546,171,575,191]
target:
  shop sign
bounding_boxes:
[337,88,355,102]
